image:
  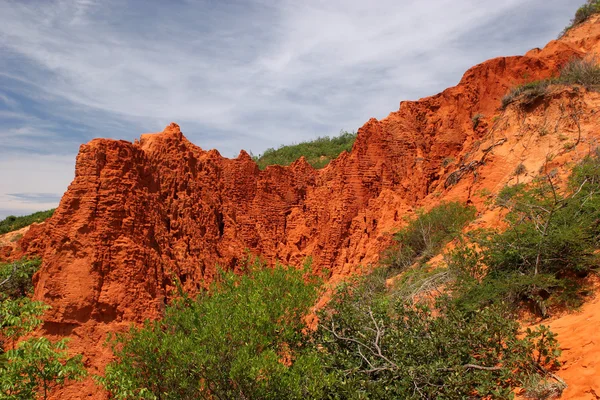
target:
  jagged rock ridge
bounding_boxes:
[9,15,600,399]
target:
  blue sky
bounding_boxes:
[0,0,582,219]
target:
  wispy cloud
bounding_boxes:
[0,0,581,215]
[7,193,63,204]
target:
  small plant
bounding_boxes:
[1,258,86,399]
[559,56,600,91]
[539,126,549,137]
[560,0,600,38]
[384,202,476,271]
[472,113,484,129]
[9,234,23,243]
[501,80,553,109]
[515,163,527,176]
[442,157,454,167]
[476,188,492,197]
[523,374,567,399]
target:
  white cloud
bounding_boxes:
[0,154,74,218]
[0,0,582,214]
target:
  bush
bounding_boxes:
[560,1,600,37]
[0,258,41,299]
[501,80,553,109]
[0,209,55,235]
[384,202,476,271]
[448,153,600,315]
[100,260,326,400]
[472,113,484,129]
[501,57,600,110]
[558,57,600,90]
[253,131,356,170]
[0,258,86,399]
[1,337,86,400]
[523,374,567,399]
[315,270,560,399]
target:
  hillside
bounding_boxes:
[4,11,600,400]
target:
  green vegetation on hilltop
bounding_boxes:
[501,57,600,109]
[252,131,356,170]
[560,0,600,37]
[0,209,55,235]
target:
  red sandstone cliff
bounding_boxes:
[6,15,600,400]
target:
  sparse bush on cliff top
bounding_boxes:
[501,57,600,109]
[0,209,55,235]
[252,130,356,170]
[560,0,600,38]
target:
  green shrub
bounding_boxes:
[0,258,86,399]
[501,80,553,109]
[501,57,600,110]
[315,270,560,399]
[253,131,356,170]
[0,209,55,235]
[1,337,87,400]
[560,0,600,37]
[448,153,600,315]
[472,113,484,129]
[384,202,476,271]
[99,260,326,400]
[0,258,41,299]
[558,57,600,90]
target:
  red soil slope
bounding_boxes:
[4,15,600,400]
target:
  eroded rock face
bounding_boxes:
[10,15,600,399]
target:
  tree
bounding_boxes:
[0,259,87,400]
[1,338,86,400]
[100,259,327,400]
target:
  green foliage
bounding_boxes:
[0,258,45,348]
[252,131,356,170]
[448,154,600,315]
[0,259,41,299]
[315,270,560,399]
[501,57,600,109]
[0,209,55,236]
[501,80,553,110]
[0,297,47,348]
[100,260,326,399]
[560,0,600,37]
[0,258,86,399]
[559,57,600,90]
[385,202,476,271]
[1,338,87,400]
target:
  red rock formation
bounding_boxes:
[9,15,600,400]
